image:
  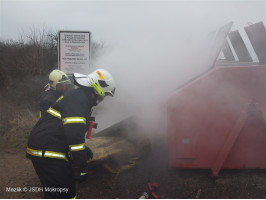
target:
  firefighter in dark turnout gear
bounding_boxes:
[26,69,116,199]
[40,69,71,117]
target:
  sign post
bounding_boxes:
[58,31,91,74]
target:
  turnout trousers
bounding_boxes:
[31,158,77,199]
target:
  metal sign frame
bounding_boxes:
[58,31,91,74]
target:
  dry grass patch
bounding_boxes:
[0,99,38,148]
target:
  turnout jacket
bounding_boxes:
[27,87,96,166]
[40,90,63,117]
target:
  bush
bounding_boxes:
[0,29,57,88]
[0,27,104,88]
[0,98,39,148]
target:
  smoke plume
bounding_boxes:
[87,1,265,143]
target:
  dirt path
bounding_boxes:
[0,148,42,199]
[1,147,266,199]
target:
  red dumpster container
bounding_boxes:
[167,65,266,176]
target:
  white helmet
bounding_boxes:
[73,69,115,97]
[49,69,71,89]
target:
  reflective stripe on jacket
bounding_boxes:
[27,87,95,165]
[26,147,68,161]
[40,90,63,117]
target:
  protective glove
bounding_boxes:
[85,146,93,160]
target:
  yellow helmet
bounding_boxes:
[49,69,71,89]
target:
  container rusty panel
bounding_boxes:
[222,107,266,169]
[244,22,266,64]
[228,30,253,62]
[211,110,247,176]
[167,65,266,176]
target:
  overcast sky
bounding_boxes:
[0,0,265,42]
[1,0,266,131]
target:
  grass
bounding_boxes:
[0,95,39,149]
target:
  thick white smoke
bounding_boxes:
[87,1,265,139]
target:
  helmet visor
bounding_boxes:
[58,75,71,85]
[73,73,89,87]
[104,88,115,97]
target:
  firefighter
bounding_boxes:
[40,69,71,117]
[26,69,116,199]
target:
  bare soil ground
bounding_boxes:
[1,145,266,199]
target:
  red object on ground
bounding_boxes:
[167,65,266,176]
[147,182,160,199]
